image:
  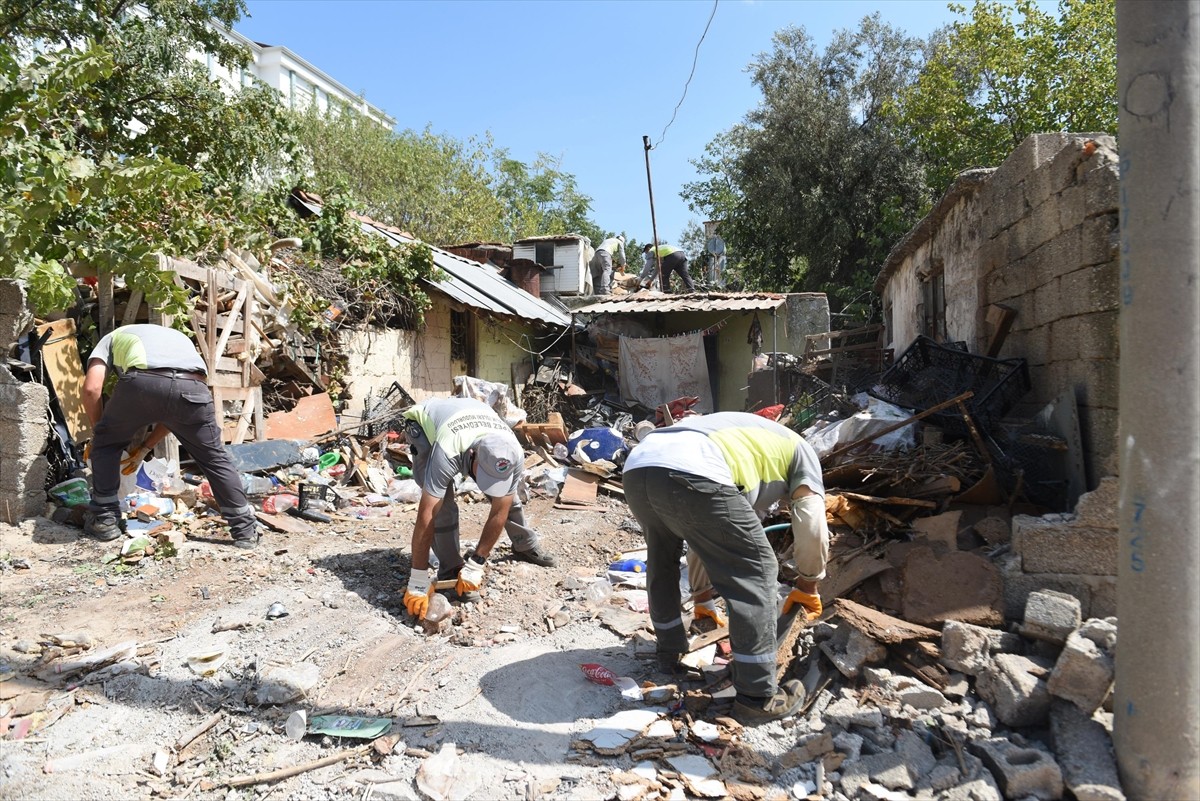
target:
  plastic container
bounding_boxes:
[317,452,340,472]
[583,579,613,607]
[129,494,175,516]
[395,465,413,478]
[262,494,299,514]
[240,474,276,498]
[610,559,646,573]
[50,478,90,507]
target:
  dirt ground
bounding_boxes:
[0,492,780,801]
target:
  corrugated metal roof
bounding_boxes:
[573,292,787,314]
[289,194,572,328]
[513,233,590,243]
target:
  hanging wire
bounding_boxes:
[654,0,719,149]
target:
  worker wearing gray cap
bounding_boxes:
[401,397,556,619]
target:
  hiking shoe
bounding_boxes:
[83,511,124,542]
[732,679,806,726]
[511,544,556,567]
[231,536,259,551]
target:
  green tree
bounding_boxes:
[890,0,1117,192]
[2,0,301,192]
[682,15,931,310]
[492,151,602,243]
[294,106,506,245]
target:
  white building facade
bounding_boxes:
[199,23,394,128]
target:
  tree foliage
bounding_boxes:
[889,0,1117,192]
[294,105,607,247]
[682,16,931,310]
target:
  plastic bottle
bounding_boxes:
[395,465,413,478]
[610,559,647,573]
[262,494,299,514]
[583,579,613,607]
[240,474,275,498]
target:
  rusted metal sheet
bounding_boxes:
[573,292,787,315]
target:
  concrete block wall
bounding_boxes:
[880,133,1120,489]
[1001,476,1118,620]
[977,135,1120,486]
[0,280,49,525]
[781,293,831,356]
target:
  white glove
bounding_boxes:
[457,557,485,595]
[404,571,433,618]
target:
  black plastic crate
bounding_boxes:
[869,336,1030,432]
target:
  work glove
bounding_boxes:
[120,447,147,476]
[456,555,486,596]
[82,440,92,462]
[782,589,823,622]
[403,571,434,619]
[694,599,727,628]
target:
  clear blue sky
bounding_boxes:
[238,0,964,245]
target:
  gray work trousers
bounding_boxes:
[589,250,613,295]
[409,427,540,577]
[90,370,256,540]
[661,252,695,293]
[623,466,780,698]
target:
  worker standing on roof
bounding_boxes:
[589,235,626,296]
[622,411,828,725]
[81,324,261,549]
[639,243,695,294]
[401,397,557,620]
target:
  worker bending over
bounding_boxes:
[622,412,828,725]
[401,397,556,619]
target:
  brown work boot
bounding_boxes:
[732,679,806,726]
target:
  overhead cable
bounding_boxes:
[654,0,719,149]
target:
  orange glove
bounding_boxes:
[403,572,434,619]
[456,557,485,596]
[694,599,727,628]
[120,447,147,476]
[82,440,92,462]
[783,589,823,621]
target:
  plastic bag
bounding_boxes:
[386,478,422,503]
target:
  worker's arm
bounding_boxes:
[409,490,442,572]
[141,424,171,452]
[82,359,107,427]
[403,489,442,618]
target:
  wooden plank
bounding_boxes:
[825,390,975,461]
[560,469,599,506]
[191,311,211,363]
[255,510,315,535]
[833,491,938,509]
[121,290,143,326]
[985,303,1017,358]
[213,312,246,335]
[232,390,256,445]
[36,319,93,441]
[205,269,217,373]
[253,388,266,442]
[211,281,249,366]
[833,597,940,643]
[688,626,729,653]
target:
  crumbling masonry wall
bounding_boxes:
[1000,477,1119,620]
[880,133,1120,488]
[0,280,50,525]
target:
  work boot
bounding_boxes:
[437,565,480,604]
[231,535,259,551]
[83,510,125,542]
[732,679,806,726]
[511,544,556,567]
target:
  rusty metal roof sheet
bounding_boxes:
[573,292,788,315]
[290,194,571,328]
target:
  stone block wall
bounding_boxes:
[0,280,49,524]
[879,134,1120,488]
[338,298,455,421]
[977,135,1120,487]
[782,293,831,356]
[1000,477,1118,620]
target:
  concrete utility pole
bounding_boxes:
[1114,2,1200,798]
[643,136,664,290]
